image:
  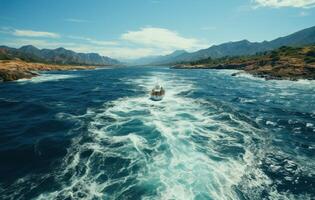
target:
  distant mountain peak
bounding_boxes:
[54,47,67,52]
[1,45,120,65]
[20,45,36,48]
[239,39,250,43]
[149,25,315,65]
[19,45,39,51]
[172,50,188,54]
[225,39,250,45]
[167,50,188,57]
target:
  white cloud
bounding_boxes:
[3,39,75,49]
[13,29,60,38]
[2,38,161,59]
[65,18,89,23]
[253,0,315,8]
[121,27,206,51]
[1,26,208,59]
[0,29,10,34]
[89,40,118,46]
[68,35,118,46]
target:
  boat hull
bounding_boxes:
[150,95,164,101]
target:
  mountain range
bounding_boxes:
[0,45,120,66]
[145,25,315,65]
[1,26,315,66]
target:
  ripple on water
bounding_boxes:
[32,72,271,200]
[2,69,314,200]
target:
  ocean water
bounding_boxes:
[0,66,314,200]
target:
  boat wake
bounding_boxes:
[35,72,279,199]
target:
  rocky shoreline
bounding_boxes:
[172,63,315,81]
[0,60,96,82]
[172,46,315,81]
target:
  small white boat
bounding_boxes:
[150,85,165,101]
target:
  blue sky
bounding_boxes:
[0,0,315,59]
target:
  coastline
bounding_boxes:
[171,45,315,81]
[0,60,97,82]
[171,63,315,81]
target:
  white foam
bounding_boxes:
[17,73,79,83]
[35,71,270,200]
[239,97,257,103]
[266,121,277,126]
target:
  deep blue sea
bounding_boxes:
[0,66,314,200]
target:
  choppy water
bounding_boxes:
[0,67,314,200]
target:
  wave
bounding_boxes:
[17,73,80,84]
[33,71,273,200]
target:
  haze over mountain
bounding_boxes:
[148,26,315,65]
[0,45,120,66]
[130,50,188,65]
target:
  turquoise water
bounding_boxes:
[0,66,314,199]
